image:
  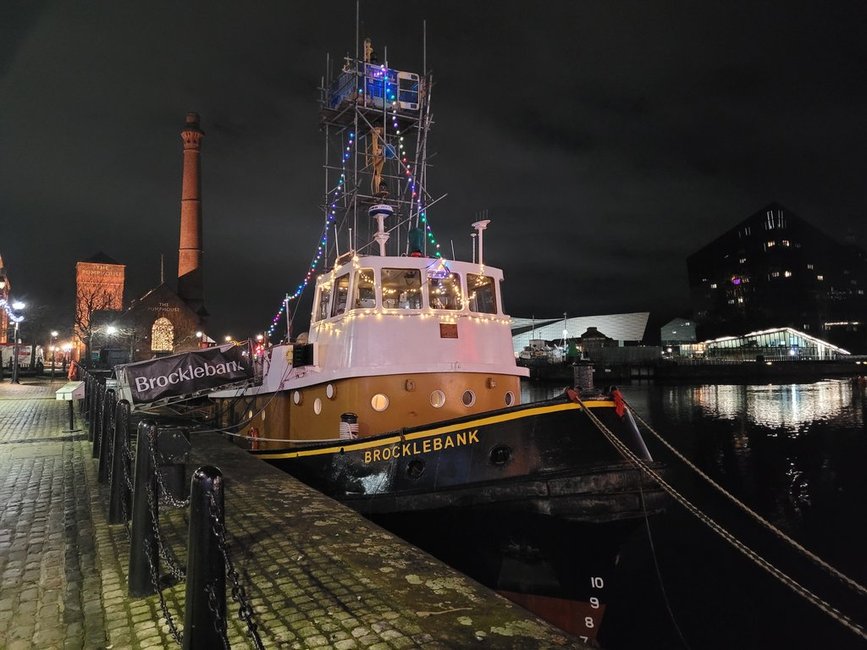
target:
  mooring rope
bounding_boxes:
[572,394,867,642]
[621,396,867,599]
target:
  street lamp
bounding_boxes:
[10,301,25,384]
[62,342,72,374]
[50,330,58,379]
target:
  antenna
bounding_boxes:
[471,233,477,264]
[160,253,164,284]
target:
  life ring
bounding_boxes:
[249,427,260,450]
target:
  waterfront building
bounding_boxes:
[73,252,126,362]
[511,312,649,357]
[660,317,697,355]
[78,114,209,365]
[679,326,849,361]
[687,202,867,351]
[116,113,208,361]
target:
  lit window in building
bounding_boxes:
[151,317,174,352]
[710,283,718,289]
[817,275,824,281]
[782,240,790,247]
[739,257,747,264]
[784,270,793,278]
[727,299,735,304]
[737,297,744,303]
[770,271,780,278]
[807,263,814,270]
[767,240,776,248]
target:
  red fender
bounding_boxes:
[249,427,260,450]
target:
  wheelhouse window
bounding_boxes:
[353,268,376,309]
[314,284,332,322]
[381,268,422,309]
[428,273,462,310]
[331,274,350,317]
[468,273,498,314]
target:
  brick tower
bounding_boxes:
[177,112,205,312]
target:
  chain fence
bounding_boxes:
[79,367,265,648]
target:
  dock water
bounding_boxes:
[0,378,587,648]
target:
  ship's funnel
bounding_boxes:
[370,204,394,256]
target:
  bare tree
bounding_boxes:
[74,285,120,367]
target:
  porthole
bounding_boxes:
[504,391,515,407]
[407,459,425,479]
[292,390,302,405]
[462,390,476,407]
[313,398,322,415]
[490,445,512,466]
[404,379,416,392]
[326,383,336,399]
[371,393,390,412]
[430,390,446,408]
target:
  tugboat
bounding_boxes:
[210,36,664,642]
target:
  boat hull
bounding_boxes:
[252,396,665,640]
[253,397,663,520]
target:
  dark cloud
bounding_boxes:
[3,1,867,340]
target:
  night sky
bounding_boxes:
[3,1,867,341]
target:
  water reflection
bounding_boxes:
[687,380,857,430]
[594,378,867,649]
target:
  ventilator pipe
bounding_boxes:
[472,219,491,266]
[370,204,394,256]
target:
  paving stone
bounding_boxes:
[0,377,587,649]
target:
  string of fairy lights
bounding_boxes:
[266,64,442,340]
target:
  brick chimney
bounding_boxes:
[177,112,204,312]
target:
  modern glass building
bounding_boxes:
[680,326,850,361]
[687,203,867,352]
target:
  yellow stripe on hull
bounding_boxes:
[256,400,615,461]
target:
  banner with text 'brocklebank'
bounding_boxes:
[119,344,252,405]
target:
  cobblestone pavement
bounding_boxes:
[0,379,105,649]
[0,378,587,649]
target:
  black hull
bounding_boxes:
[252,395,665,639]
[255,396,664,520]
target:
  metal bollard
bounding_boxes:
[98,388,116,483]
[156,427,191,504]
[108,400,132,524]
[183,466,226,649]
[128,420,159,597]
[87,378,97,442]
[91,387,104,458]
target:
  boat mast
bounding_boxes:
[320,25,430,261]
